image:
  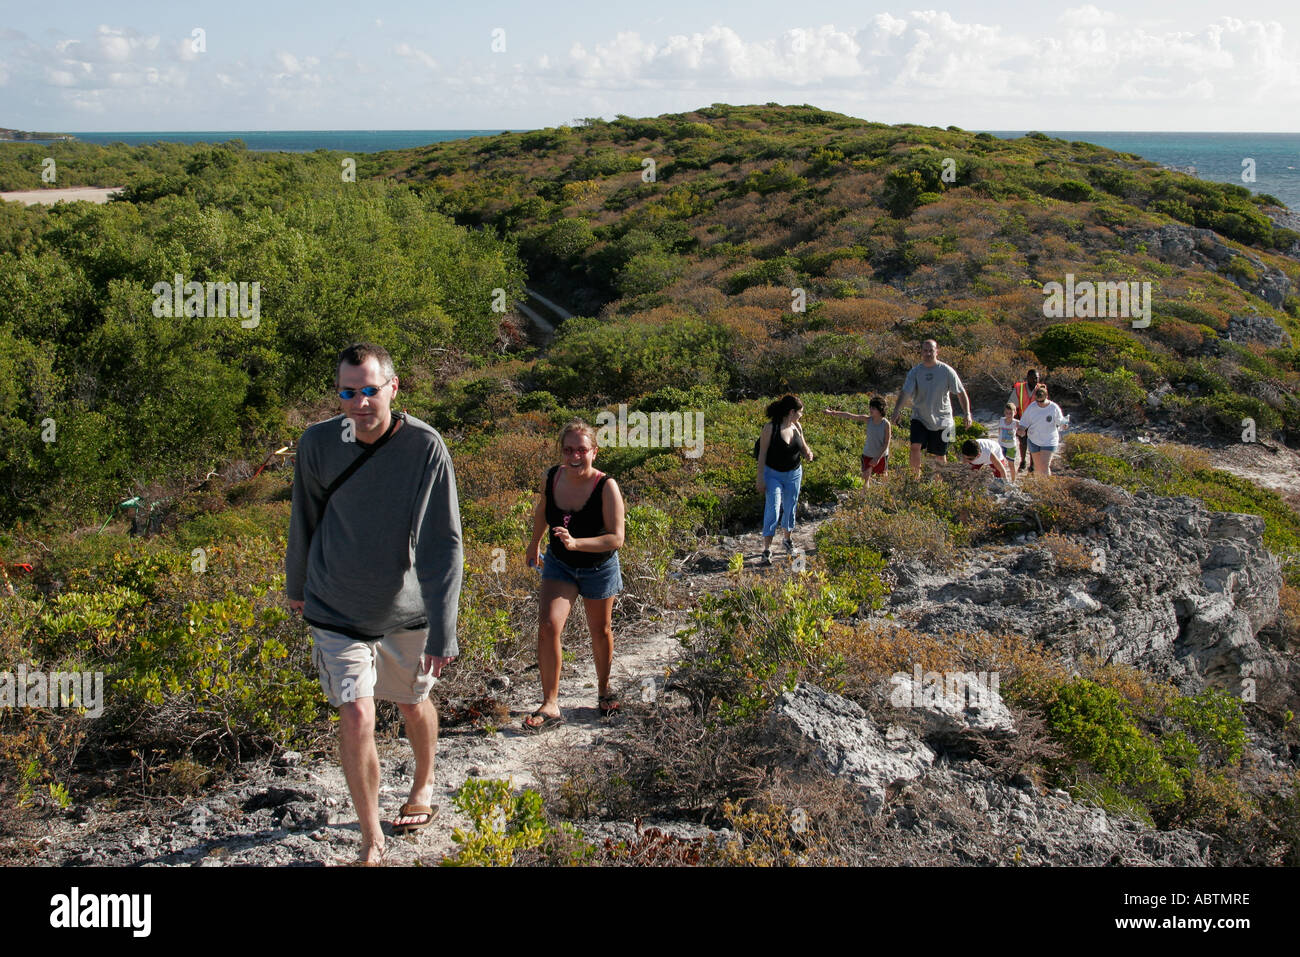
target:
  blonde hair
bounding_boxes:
[558,418,597,451]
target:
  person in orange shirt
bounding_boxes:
[1008,368,1040,474]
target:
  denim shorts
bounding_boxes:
[541,548,623,599]
[1028,439,1057,454]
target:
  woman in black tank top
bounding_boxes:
[755,393,814,564]
[523,419,626,732]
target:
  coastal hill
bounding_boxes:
[0,127,75,142]
[1,105,1298,865]
[366,104,1299,444]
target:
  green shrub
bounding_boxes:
[725,256,800,295]
[1192,392,1282,437]
[1050,180,1096,202]
[616,250,685,297]
[1168,689,1247,766]
[811,527,890,610]
[825,505,955,567]
[902,308,985,348]
[676,575,856,724]
[1079,367,1147,424]
[881,169,927,217]
[739,161,807,196]
[1046,679,1183,809]
[1031,321,1152,369]
[535,316,732,403]
[443,777,592,866]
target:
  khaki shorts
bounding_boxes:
[309,625,436,707]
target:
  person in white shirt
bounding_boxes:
[1017,384,1069,477]
[959,438,1009,479]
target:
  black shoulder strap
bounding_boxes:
[322,413,403,504]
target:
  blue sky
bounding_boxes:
[2,1,1298,131]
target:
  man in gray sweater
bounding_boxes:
[286,342,463,864]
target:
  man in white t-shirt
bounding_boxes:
[959,438,1009,479]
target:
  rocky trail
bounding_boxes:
[14,425,1298,867]
[18,522,824,867]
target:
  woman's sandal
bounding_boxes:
[598,693,621,718]
[521,709,564,734]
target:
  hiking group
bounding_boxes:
[775,341,1070,559]
[285,339,1068,863]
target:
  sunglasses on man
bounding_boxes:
[337,376,393,400]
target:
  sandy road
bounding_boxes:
[1,186,123,205]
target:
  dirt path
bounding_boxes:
[1,186,123,205]
[1212,439,1300,508]
[272,521,827,865]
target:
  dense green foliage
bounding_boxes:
[0,144,524,525]
[1040,678,1250,826]
[676,574,856,724]
[372,105,1300,444]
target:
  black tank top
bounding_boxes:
[545,466,613,568]
[764,423,802,472]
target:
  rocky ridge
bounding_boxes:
[890,481,1289,704]
[1133,223,1292,309]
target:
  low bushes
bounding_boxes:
[674,574,856,724]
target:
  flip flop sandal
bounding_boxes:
[521,710,563,734]
[598,694,621,718]
[391,803,439,834]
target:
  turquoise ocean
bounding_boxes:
[47,128,1300,210]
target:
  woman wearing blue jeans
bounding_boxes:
[755,394,815,564]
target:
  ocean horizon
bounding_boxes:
[13,128,1300,209]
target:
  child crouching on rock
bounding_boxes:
[960,438,1010,479]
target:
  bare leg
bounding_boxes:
[1033,450,1052,477]
[339,697,383,863]
[582,595,616,700]
[909,442,923,478]
[392,697,438,829]
[526,578,577,726]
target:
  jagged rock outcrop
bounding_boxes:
[766,684,1211,865]
[1228,312,1293,348]
[1264,207,1300,260]
[889,763,1212,866]
[889,483,1287,699]
[1133,224,1291,308]
[884,671,1016,747]
[767,684,934,814]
